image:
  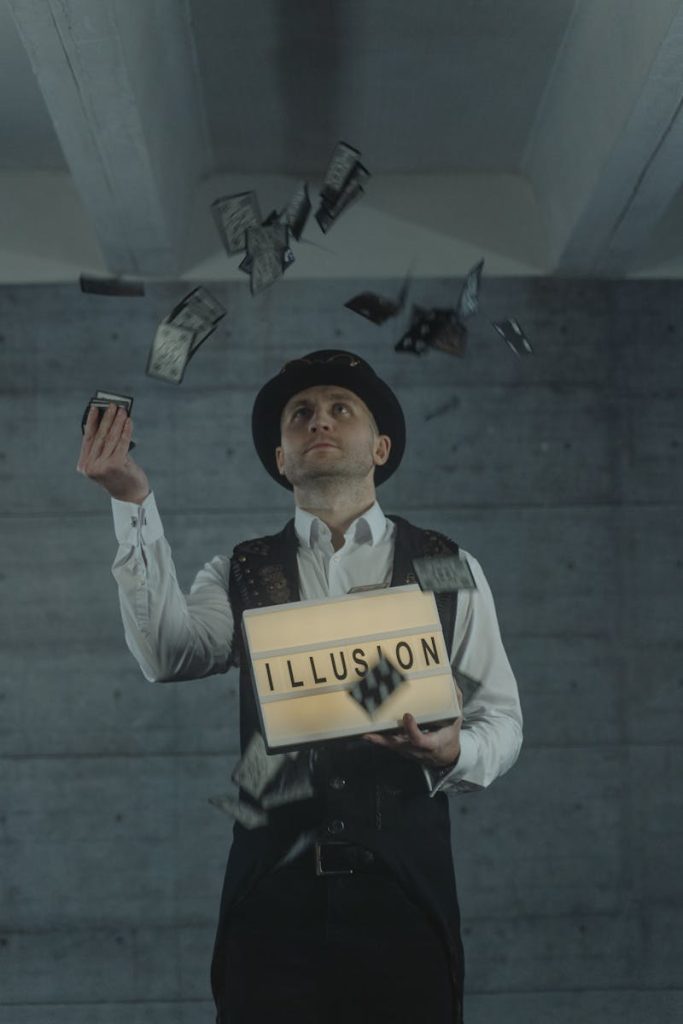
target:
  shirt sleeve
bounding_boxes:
[110,492,235,682]
[423,549,523,797]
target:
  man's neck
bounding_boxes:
[294,480,377,551]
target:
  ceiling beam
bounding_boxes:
[523,0,683,275]
[7,0,211,276]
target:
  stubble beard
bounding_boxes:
[285,446,376,506]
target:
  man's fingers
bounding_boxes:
[78,405,130,475]
[100,408,129,458]
[402,713,436,748]
[112,415,134,459]
[82,404,100,441]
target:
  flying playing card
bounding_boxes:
[394,305,432,355]
[413,554,477,593]
[211,191,262,255]
[345,291,403,325]
[166,286,226,358]
[456,260,484,321]
[315,141,370,233]
[348,656,408,717]
[284,181,311,241]
[208,793,269,830]
[319,141,363,204]
[492,317,533,355]
[259,753,315,809]
[231,731,296,800]
[79,275,145,297]
[145,322,196,384]
[246,223,291,294]
[395,306,467,357]
[424,309,468,357]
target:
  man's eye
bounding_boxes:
[292,407,309,420]
[333,403,350,414]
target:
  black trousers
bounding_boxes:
[214,854,456,1023]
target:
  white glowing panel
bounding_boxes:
[242,585,459,752]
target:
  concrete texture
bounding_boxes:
[0,277,681,1022]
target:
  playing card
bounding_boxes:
[211,191,262,254]
[166,287,226,359]
[208,794,268,830]
[79,275,145,297]
[259,753,315,809]
[246,223,290,293]
[394,305,431,355]
[348,656,407,717]
[284,181,311,240]
[426,310,468,357]
[145,322,195,384]
[250,251,285,294]
[345,291,402,325]
[456,259,484,321]
[320,141,362,204]
[316,143,369,233]
[231,731,294,800]
[413,554,477,593]
[492,317,533,355]
[316,176,366,233]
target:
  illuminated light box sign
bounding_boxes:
[242,585,460,752]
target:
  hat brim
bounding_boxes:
[251,354,405,490]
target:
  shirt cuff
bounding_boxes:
[111,491,164,546]
[424,730,481,796]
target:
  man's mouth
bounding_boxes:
[305,442,339,452]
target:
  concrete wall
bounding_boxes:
[1,277,681,1023]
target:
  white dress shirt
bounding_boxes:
[111,493,522,796]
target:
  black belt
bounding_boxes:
[281,841,381,877]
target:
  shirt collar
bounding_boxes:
[294,500,388,549]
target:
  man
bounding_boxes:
[78,349,522,1023]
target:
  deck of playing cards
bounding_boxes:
[146,287,226,384]
[413,554,477,593]
[348,656,408,717]
[315,141,370,233]
[81,391,135,449]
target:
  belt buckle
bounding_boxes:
[314,841,354,876]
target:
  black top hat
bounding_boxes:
[251,350,406,490]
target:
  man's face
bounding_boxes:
[275,385,391,488]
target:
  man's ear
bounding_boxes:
[373,434,391,467]
[275,445,285,475]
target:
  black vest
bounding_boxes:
[211,515,465,1020]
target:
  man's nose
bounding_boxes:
[308,409,332,431]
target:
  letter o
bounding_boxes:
[395,641,414,671]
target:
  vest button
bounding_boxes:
[329,776,346,791]
[327,819,345,835]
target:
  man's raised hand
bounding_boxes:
[77,403,150,504]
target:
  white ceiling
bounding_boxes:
[3,0,683,282]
